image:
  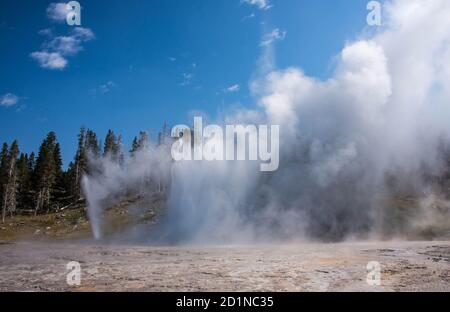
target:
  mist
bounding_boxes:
[83,0,450,244]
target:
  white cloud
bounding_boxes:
[71,27,95,41]
[260,28,287,47]
[31,27,94,70]
[46,2,70,22]
[0,93,19,107]
[242,0,272,10]
[30,51,68,70]
[242,13,256,21]
[47,35,82,55]
[38,28,53,36]
[181,73,195,86]
[99,81,115,94]
[226,84,241,93]
[47,27,94,55]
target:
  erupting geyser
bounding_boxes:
[83,0,450,244]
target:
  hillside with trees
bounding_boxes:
[0,125,171,240]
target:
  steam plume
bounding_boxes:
[83,0,450,243]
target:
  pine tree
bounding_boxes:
[69,127,87,203]
[104,129,122,162]
[51,142,67,208]
[16,153,33,212]
[33,132,62,215]
[130,137,140,155]
[104,129,116,157]
[116,134,124,164]
[138,131,149,148]
[0,143,9,219]
[68,127,101,204]
[28,152,35,171]
[66,161,78,202]
[85,129,100,158]
[158,122,171,146]
[2,141,19,222]
[130,131,150,156]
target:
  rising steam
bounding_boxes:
[83,0,450,244]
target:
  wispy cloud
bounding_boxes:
[71,27,94,40]
[99,81,115,94]
[46,28,94,55]
[170,55,199,87]
[0,93,19,107]
[226,84,241,93]
[242,13,256,22]
[38,28,53,36]
[46,2,70,22]
[241,0,273,10]
[31,26,94,70]
[47,36,82,55]
[31,3,94,70]
[260,28,287,47]
[30,52,68,70]
[181,73,195,86]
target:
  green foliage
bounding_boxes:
[0,124,164,220]
[130,131,149,155]
[2,141,19,221]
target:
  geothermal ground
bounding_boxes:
[0,240,449,292]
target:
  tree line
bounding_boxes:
[0,125,170,222]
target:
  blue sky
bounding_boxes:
[0,0,369,166]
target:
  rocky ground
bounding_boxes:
[0,240,449,292]
[0,195,449,292]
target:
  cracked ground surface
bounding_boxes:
[0,241,449,291]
